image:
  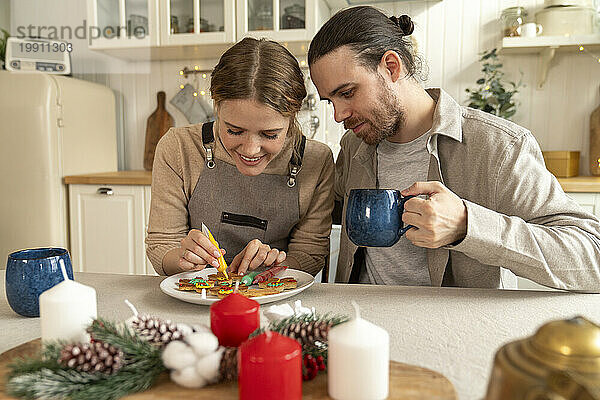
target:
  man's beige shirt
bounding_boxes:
[334,88,600,291]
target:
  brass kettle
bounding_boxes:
[486,316,600,400]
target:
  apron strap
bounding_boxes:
[203,121,305,187]
[287,135,306,188]
[201,121,216,169]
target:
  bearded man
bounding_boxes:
[308,6,600,291]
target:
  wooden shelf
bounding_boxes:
[500,34,600,89]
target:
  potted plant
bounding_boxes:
[0,28,9,69]
[465,48,523,120]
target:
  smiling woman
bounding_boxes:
[146,38,335,280]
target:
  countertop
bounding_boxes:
[63,171,600,192]
[2,271,599,400]
[63,170,152,185]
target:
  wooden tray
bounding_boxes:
[0,340,456,399]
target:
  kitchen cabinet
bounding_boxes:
[159,0,236,47]
[236,0,329,48]
[87,0,330,60]
[87,0,160,50]
[566,192,600,217]
[68,183,155,275]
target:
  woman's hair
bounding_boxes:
[308,6,423,79]
[211,37,307,159]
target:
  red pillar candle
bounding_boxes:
[210,293,259,347]
[238,331,302,400]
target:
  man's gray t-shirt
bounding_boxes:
[360,133,431,285]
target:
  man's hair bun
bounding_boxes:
[390,14,414,36]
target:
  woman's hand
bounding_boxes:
[228,239,286,275]
[178,229,226,271]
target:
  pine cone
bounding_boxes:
[218,347,238,382]
[131,315,185,346]
[279,320,331,347]
[59,341,123,374]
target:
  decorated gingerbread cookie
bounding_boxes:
[177,277,209,291]
[226,271,243,281]
[189,278,214,289]
[176,281,196,291]
[208,283,248,297]
[258,277,297,290]
[245,287,285,297]
[207,273,232,285]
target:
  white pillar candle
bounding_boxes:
[39,260,97,343]
[328,302,389,400]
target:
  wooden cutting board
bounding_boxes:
[0,339,457,400]
[143,91,174,171]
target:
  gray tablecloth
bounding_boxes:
[2,271,599,400]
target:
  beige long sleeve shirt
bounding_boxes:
[335,88,600,292]
[146,124,334,276]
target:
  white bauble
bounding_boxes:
[162,340,197,370]
[191,324,211,334]
[263,303,294,322]
[195,348,224,383]
[176,322,194,337]
[170,366,207,388]
[185,332,219,358]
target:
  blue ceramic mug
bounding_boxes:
[5,247,74,317]
[346,189,416,247]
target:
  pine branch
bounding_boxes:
[7,318,167,400]
[87,318,160,364]
[7,342,65,380]
[7,368,104,399]
[265,312,349,333]
[250,313,349,361]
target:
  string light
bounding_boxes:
[193,92,198,97]
[179,70,184,75]
[577,45,600,64]
[202,73,207,78]
[200,90,206,96]
[194,65,199,70]
[597,157,600,168]
[180,84,184,89]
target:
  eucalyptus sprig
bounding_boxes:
[465,48,523,120]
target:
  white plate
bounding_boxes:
[159,268,315,305]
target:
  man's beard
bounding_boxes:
[345,79,406,145]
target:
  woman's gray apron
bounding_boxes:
[188,122,305,263]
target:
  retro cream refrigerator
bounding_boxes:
[0,71,118,261]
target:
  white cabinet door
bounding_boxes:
[144,186,158,275]
[236,0,328,45]
[69,184,147,275]
[87,0,160,49]
[566,192,598,216]
[159,0,235,46]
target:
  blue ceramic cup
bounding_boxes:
[346,189,416,247]
[5,247,74,317]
